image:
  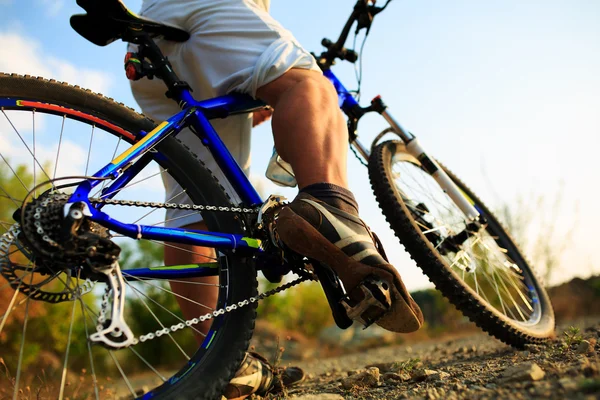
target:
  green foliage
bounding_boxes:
[119,239,165,270]
[579,378,600,394]
[257,278,333,338]
[391,358,421,373]
[563,326,583,347]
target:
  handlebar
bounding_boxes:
[316,0,391,69]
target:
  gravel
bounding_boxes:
[255,317,600,399]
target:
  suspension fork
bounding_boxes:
[360,96,481,221]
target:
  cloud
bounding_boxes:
[37,0,65,17]
[0,31,112,94]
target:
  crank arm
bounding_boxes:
[311,261,353,329]
[89,261,136,349]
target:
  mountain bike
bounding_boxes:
[0,0,555,398]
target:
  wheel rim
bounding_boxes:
[0,104,229,399]
[390,152,542,327]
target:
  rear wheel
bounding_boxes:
[369,140,555,347]
[0,73,257,399]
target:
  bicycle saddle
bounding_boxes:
[70,0,190,46]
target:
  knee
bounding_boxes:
[257,69,338,108]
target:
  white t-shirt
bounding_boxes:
[254,0,270,11]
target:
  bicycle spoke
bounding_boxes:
[12,271,35,400]
[131,187,182,224]
[85,125,95,176]
[80,300,174,384]
[77,280,101,400]
[53,115,66,181]
[126,279,190,360]
[495,270,528,321]
[126,283,205,338]
[0,187,21,208]
[150,211,201,227]
[123,271,214,311]
[0,287,21,337]
[32,110,36,196]
[58,287,79,400]
[95,136,123,196]
[2,109,51,183]
[150,240,218,261]
[499,265,534,312]
[100,169,166,199]
[0,151,28,192]
[491,267,508,317]
[159,278,219,286]
[108,350,137,398]
[128,346,168,382]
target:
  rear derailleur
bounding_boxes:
[19,194,136,349]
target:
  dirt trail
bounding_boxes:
[264,317,600,400]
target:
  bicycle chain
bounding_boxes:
[135,273,314,345]
[90,197,261,214]
[90,196,313,346]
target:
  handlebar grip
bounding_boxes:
[343,50,358,63]
[321,38,358,63]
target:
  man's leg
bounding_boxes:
[256,68,425,334]
[257,69,348,189]
[166,222,218,343]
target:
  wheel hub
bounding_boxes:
[18,191,120,272]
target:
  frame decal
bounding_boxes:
[112,121,169,164]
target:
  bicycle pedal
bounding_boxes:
[340,275,392,329]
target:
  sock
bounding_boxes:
[299,183,359,216]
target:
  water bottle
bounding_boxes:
[265,147,297,187]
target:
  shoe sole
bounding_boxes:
[277,207,423,333]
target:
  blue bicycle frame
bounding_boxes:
[65,68,360,281]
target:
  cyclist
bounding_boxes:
[129,0,423,397]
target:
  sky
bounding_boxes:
[0,0,599,290]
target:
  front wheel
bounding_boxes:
[369,140,555,348]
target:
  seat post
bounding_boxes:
[129,32,195,107]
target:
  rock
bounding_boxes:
[291,395,344,400]
[576,340,594,355]
[558,377,578,391]
[583,363,599,377]
[366,362,396,373]
[435,371,451,380]
[383,372,411,382]
[501,362,545,383]
[426,388,441,400]
[525,344,542,354]
[341,367,380,389]
[412,369,441,382]
[521,351,530,357]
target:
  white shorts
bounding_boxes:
[130,0,320,228]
